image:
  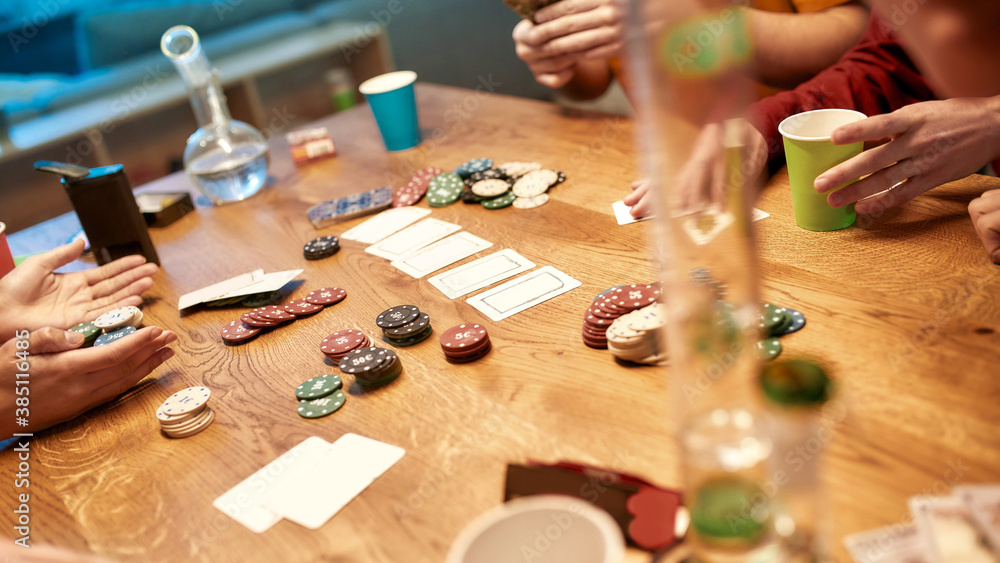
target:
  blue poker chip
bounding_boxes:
[452,158,494,179]
[94,326,137,347]
[779,308,806,335]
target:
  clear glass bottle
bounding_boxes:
[160,25,268,204]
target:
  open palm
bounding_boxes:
[0,239,158,339]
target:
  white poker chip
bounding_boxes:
[159,386,211,417]
[512,169,558,198]
[497,161,542,179]
[626,304,668,331]
[94,306,139,330]
[471,179,510,197]
[512,194,550,209]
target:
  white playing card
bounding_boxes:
[262,433,405,530]
[955,484,1000,555]
[843,523,932,563]
[612,200,769,226]
[910,495,996,563]
[340,207,431,244]
[391,232,493,278]
[213,436,332,533]
[466,265,581,322]
[428,249,536,299]
[365,218,462,260]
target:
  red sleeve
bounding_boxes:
[748,13,937,163]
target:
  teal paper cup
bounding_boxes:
[779,109,866,231]
[359,70,421,151]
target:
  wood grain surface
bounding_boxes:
[3,84,999,563]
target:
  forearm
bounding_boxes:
[746,2,869,90]
[560,59,613,101]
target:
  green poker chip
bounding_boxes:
[760,359,832,406]
[69,321,100,344]
[757,337,782,361]
[427,173,464,207]
[297,391,346,419]
[242,290,282,308]
[481,191,517,210]
[295,374,343,400]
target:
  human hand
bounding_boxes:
[814,97,1000,215]
[0,239,158,341]
[0,326,176,436]
[512,0,625,89]
[969,189,1000,264]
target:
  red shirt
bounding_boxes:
[748,13,937,163]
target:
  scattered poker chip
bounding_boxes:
[160,386,211,417]
[427,173,464,207]
[338,346,388,374]
[497,161,541,179]
[757,338,783,361]
[303,235,340,260]
[320,329,370,358]
[512,194,550,209]
[242,290,282,308]
[760,304,787,333]
[413,166,444,180]
[481,191,517,210]
[256,305,295,323]
[94,325,137,346]
[551,170,567,187]
[609,284,661,308]
[511,169,559,198]
[376,305,420,329]
[453,158,494,179]
[94,306,140,331]
[779,308,806,335]
[471,178,511,198]
[69,321,100,345]
[283,298,324,316]
[295,374,343,400]
[221,320,262,344]
[384,311,430,337]
[240,311,279,328]
[440,324,490,361]
[465,168,509,188]
[297,391,346,419]
[461,190,487,204]
[305,287,347,306]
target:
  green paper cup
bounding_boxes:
[359,70,421,152]
[779,109,866,231]
[0,222,15,279]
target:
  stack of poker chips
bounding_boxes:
[756,302,807,362]
[392,167,442,207]
[338,346,403,387]
[303,235,340,261]
[286,127,336,165]
[606,303,668,365]
[581,284,662,349]
[439,323,491,363]
[222,287,347,346]
[294,373,347,419]
[156,386,214,439]
[320,329,372,363]
[68,321,101,347]
[376,305,433,347]
[90,305,145,346]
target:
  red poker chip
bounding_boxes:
[412,166,443,180]
[581,333,608,349]
[221,320,261,343]
[439,323,488,351]
[257,305,295,322]
[445,342,492,363]
[284,299,323,316]
[587,305,619,320]
[320,329,369,356]
[240,312,278,327]
[442,334,491,359]
[594,297,624,315]
[582,323,608,337]
[610,285,661,309]
[305,287,347,306]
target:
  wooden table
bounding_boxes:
[4,84,1000,562]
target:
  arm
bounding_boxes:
[746,2,869,90]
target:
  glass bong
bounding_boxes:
[160,25,268,204]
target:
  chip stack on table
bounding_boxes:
[377,305,433,347]
[222,287,347,346]
[338,346,404,387]
[509,168,565,210]
[440,323,491,363]
[392,166,442,208]
[756,303,807,361]
[607,304,668,365]
[156,386,214,438]
[294,373,347,418]
[320,329,372,362]
[582,284,662,349]
[303,235,340,260]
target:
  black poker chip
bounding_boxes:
[464,168,510,188]
[376,305,420,329]
[384,312,430,337]
[338,346,388,375]
[304,236,340,260]
[461,190,487,204]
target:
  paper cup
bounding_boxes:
[359,70,421,151]
[0,222,15,279]
[446,495,625,563]
[779,109,866,231]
